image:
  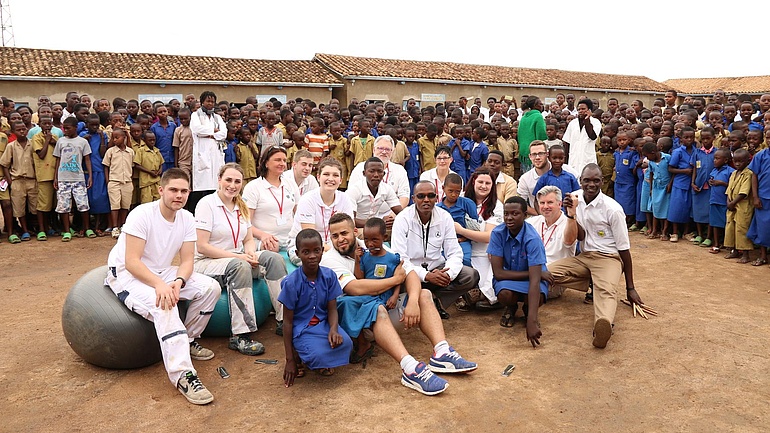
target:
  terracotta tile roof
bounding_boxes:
[314,53,669,93]
[663,77,770,95]
[0,47,341,85]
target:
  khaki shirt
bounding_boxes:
[103,146,135,183]
[0,139,36,179]
[31,132,58,181]
[133,146,164,187]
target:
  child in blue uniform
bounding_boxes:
[279,229,353,386]
[667,127,696,242]
[80,114,110,233]
[449,125,470,183]
[613,131,637,224]
[707,148,734,253]
[403,128,421,199]
[643,142,672,239]
[690,127,717,246]
[468,127,489,175]
[747,147,770,265]
[533,144,580,213]
[633,138,648,231]
[437,173,478,266]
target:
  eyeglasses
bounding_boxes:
[415,193,437,200]
[530,152,548,158]
[436,156,451,161]
[374,147,393,152]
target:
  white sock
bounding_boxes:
[433,340,450,357]
[400,355,419,374]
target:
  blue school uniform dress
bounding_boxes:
[78,130,111,214]
[224,138,237,164]
[747,149,770,247]
[690,146,716,224]
[613,148,637,216]
[449,138,470,183]
[634,160,647,222]
[278,266,353,370]
[668,145,695,224]
[640,166,652,214]
[468,141,489,175]
[337,251,401,338]
[708,165,734,229]
[150,120,177,171]
[437,196,479,267]
[649,153,672,219]
[486,222,549,297]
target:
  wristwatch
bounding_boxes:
[174,277,187,288]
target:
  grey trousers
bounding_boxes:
[422,265,480,308]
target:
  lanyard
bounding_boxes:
[268,185,285,215]
[321,206,336,242]
[434,179,445,202]
[422,218,431,267]
[383,166,391,184]
[540,221,557,248]
[222,207,241,250]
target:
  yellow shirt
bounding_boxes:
[235,142,259,180]
[496,137,518,178]
[418,136,437,170]
[31,132,58,181]
[103,146,135,183]
[726,168,754,207]
[0,139,36,179]
[133,146,164,187]
[392,140,408,165]
[350,134,374,166]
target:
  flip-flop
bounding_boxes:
[350,342,375,365]
[61,232,72,242]
[85,229,97,238]
[317,368,335,377]
[20,232,31,241]
[700,239,712,247]
[36,231,47,241]
[708,246,721,254]
[8,234,20,244]
[499,306,515,328]
[751,258,768,266]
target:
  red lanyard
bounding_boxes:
[321,206,336,242]
[383,166,391,184]
[540,221,557,248]
[268,186,285,215]
[434,179,445,201]
[222,207,241,250]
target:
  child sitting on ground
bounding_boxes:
[437,173,479,267]
[279,229,353,386]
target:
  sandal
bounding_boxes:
[61,232,72,242]
[350,343,376,366]
[20,232,31,241]
[660,234,669,241]
[8,234,20,244]
[94,229,105,237]
[752,258,768,266]
[85,229,97,238]
[724,250,741,259]
[499,305,516,328]
[700,239,712,247]
[295,361,306,378]
[708,246,721,254]
[36,231,47,241]
[317,368,335,377]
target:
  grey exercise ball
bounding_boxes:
[62,266,162,369]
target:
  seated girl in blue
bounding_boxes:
[279,229,353,386]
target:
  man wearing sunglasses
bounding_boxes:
[390,181,480,319]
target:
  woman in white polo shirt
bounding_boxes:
[195,163,289,347]
[287,157,355,265]
[453,167,504,310]
[419,145,457,203]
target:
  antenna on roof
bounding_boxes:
[0,0,15,47]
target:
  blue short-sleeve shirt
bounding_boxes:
[486,222,547,272]
[278,266,342,338]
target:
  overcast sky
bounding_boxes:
[7,0,769,83]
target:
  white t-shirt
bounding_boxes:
[281,169,319,196]
[349,161,410,199]
[471,199,503,257]
[346,181,400,220]
[289,189,355,245]
[525,213,576,263]
[108,201,196,275]
[193,193,252,273]
[242,176,299,249]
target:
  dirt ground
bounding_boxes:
[1,232,769,433]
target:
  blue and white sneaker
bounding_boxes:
[428,347,478,373]
[401,362,449,396]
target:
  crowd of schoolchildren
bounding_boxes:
[0,90,767,269]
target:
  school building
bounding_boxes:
[663,76,770,101]
[0,47,343,106]
[2,46,751,110]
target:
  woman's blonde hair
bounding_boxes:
[218,162,250,221]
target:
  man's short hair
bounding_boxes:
[296,228,322,248]
[504,195,528,211]
[329,212,354,228]
[293,149,312,162]
[160,168,190,186]
[536,185,563,202]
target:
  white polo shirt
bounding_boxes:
[419,168,458,203]
[345,181,400,220]
[193,192,252,273]
[242,176,299,249]
[525,213,576,263]
[281,169,319,196]
[573,190,630,253]
[349,161,410,199]
[288,189,355,245]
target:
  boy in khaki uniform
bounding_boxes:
[102,129,135,238]
[31,116,59,238]
[133,131,164,203]
[496,123,518,180]
[723,149,755,263]
[0,122,38,242]
[328,122,350,188]
[234,126,259,183]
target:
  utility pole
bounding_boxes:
[0,0,15,47]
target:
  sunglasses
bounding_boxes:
[415,193,437,200]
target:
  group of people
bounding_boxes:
[3,88,767,405]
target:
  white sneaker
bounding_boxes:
[111,227,120,239]
[177,371,213,405]
[190,341,215,361]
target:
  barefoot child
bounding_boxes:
[279,229,353,386]
[707,148,734,253]
[723,149,754,263]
